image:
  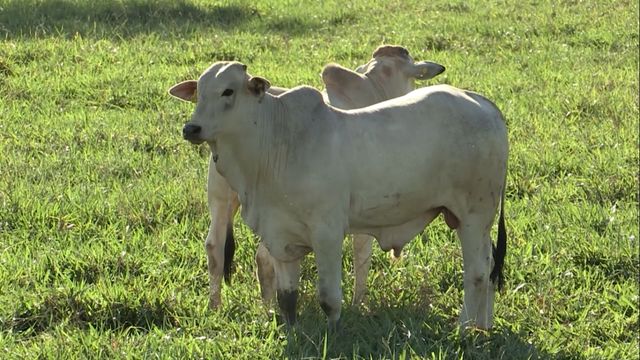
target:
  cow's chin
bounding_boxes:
[185,137,205,145]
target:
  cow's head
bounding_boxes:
[322,45,445,109]
[169,61,270,144]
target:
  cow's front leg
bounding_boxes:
[205,157,239,309]
[204,213,225,309]
[312,228,344,329]
[273,258,301,325]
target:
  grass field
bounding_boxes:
[0,0,638,358]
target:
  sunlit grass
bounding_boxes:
[0,0,638,358]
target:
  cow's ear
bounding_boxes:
[409,61,446,80]
[321,63,363,88]
[169,80,198,102]
[248,76,271,99]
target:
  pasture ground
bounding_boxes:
[0,0,638,358]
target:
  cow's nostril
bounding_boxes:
[183,124,202,138]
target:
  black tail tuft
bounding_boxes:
[490,194,507,291]
[223,224,236,284]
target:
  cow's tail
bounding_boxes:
[223,223,236,284]
[490,178,507,291]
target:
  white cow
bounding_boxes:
[169,61,507,330]
[172,46,445,310]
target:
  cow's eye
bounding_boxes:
[221,89,234,97]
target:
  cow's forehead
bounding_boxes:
[361,55,412,75]
[198,61,246,91]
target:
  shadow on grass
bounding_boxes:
[0,0,324,39]
[572,250,639,284]
[4,290,180,336]
[284,302,584,360]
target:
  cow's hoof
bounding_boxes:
[208,295,221,310]
[277,289,298,326]
[327,318,342,333]
[351,294,366,307]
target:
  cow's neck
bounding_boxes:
[367,73,391,104]
[211,95,293,231]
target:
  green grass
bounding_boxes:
[0,0,638,358]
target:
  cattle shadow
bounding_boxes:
[285,302,581,359]
[4,290,180,337]
[0,0,322,39]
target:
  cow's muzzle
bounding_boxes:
[182,123,203,143]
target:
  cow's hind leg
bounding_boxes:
[352,234,373,305]
[273,258,302,325]
[457,215,495,330]
[256,242,276,305]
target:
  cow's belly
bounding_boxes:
[349,209,440,254]
[348,190,438,228]
[347,189,445,253]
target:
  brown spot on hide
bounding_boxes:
[382,65,392,77]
